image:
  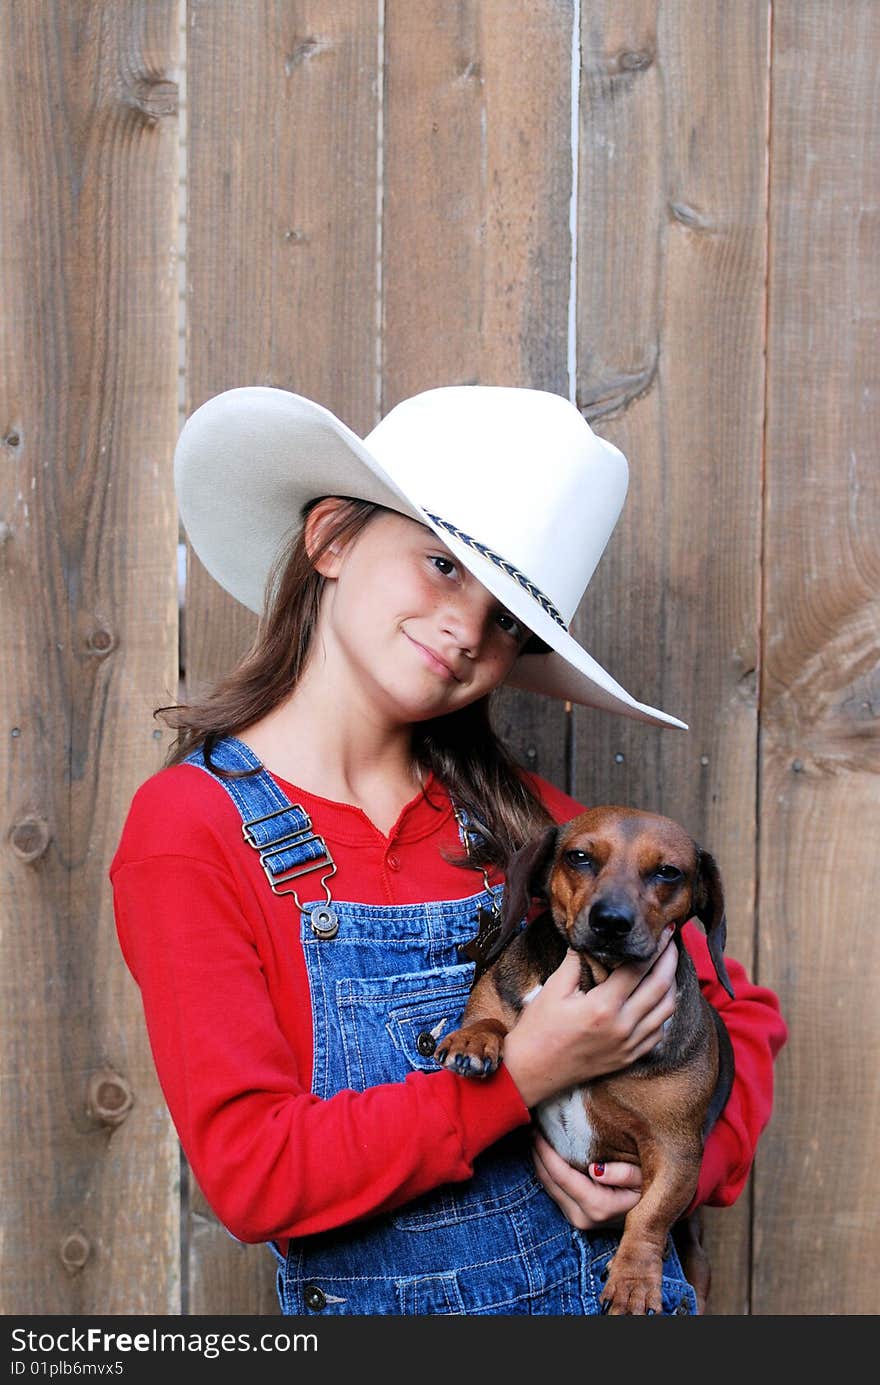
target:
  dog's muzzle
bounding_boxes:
[572,896,655,963]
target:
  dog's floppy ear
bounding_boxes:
[485,823,559,963]
[692,848,735,998]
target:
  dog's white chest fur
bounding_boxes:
[534,1089,595,1170]
[521,982,595,1170]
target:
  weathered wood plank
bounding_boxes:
[185,0,380,1314]
[756,0,880,1316]
[0,0,180,1313]
[384,0,575,788]
[572,0,770,1314]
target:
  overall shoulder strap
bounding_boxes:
[183,735,335,904]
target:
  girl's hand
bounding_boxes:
[502,928,678,1108]
[532,1132,642,1230]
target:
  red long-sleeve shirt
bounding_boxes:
[109,761,786,1250]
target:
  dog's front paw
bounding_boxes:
[599,1250,664,1317]
[435,1020,507,1078]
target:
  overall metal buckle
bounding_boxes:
[241,805,339,936]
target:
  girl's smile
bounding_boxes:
[402,630,463,682]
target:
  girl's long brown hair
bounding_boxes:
[154,499,555,872]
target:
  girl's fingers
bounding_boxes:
[626,969,681,1052]
[542,946,584,995]
[517,931,679,1100]
[532,1135,642,1230]
[588,1160,643,1191]
[551,929,676,1010]
[533,1131,582,1188]
[627,979,678,1048]
[597,927,677,1007]
[532,1144,588,1224]
[535,1136,642,1194]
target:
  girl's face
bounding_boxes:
[311,507,533,724]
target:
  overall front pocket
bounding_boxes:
[336,963,473,1090]
[336,962,540,1230]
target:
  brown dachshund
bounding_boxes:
[437,805,735,1316]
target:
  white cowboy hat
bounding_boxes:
[174,384,687,730]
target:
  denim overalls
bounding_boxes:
[186,735,697,1316]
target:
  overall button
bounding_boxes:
[303,1283,327,1311]
[386,852,401,871]
[416,1030,437,1057]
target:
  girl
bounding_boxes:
[110,384,786,1316]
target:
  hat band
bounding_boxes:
[423,510,568,632]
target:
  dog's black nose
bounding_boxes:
[589,900,635,938]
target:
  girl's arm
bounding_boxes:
[111,847,684,1243]
[112,851,531,1245]
[681,921,787,1209]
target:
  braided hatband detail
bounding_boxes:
[424,510,567,631]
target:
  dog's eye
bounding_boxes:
[654,864,683,883]
[564,849,595,871]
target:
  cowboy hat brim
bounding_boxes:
[174,386,687,731]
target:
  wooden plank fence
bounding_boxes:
[1,0,877,1317]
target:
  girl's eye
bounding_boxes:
[495,610,523,640]
[429,555,456,576]
[654,864,683,883]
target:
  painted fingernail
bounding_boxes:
[593,1162,605,1177]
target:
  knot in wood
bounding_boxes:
[617,48,654,72]
[59,1231,91,1275]
[284,37,332,74]
[84,627,116,657]
[9,816,51,863]
[124,75,179,122]
[87,1068,134,1127]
